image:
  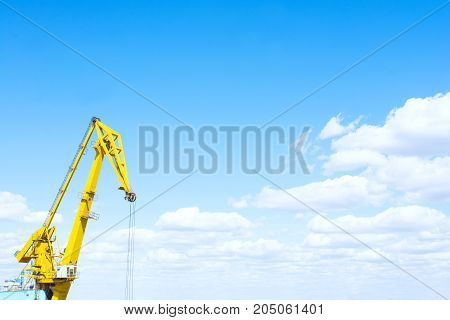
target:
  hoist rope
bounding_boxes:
[125,202,136,300]
[131,201,136,299]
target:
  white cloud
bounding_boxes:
[81,213,280,275]
[228,195,251,209]
[319,93,450,204]
[304,232,397,249]
[308,205,450,234]
[218,239,283,258]
[304,205,450,262]
[147,248,188,263]
[369,156,450,202]
[319,114,361,139]
[0,192,29,220]
[229,97,450,215]
[331,92,450,156]
[155,207,254,232]
[0,191,62,224]
[323,149,388,174]
[70,204,450,299]
[22,211,53,223]
[237,175,389,212]
[323,154,450,202]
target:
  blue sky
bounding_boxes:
[1,0,450,299]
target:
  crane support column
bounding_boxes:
[52,143,104,300]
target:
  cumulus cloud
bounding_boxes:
[80,207,281,275]
[370,156,450,202]
[228,195,251,209]
[308,205,450,234]
[323,154,450,202]
[304,205,450,260]
[218,239,283,258]
[330,92,450,156]
[85,230,282,266]
[319,114,361,139]
[323,149,388,174]
[147,248,188,263]
[155,207,254,232]
[233,95,450,211]
[62,203,450,299]
[232,175,389,212]
[0,191,62,224]
[319,92,450,204]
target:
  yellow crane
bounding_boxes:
[14,117,136,300]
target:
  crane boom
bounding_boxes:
[15,117,136,300]
[44,118,97,228]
